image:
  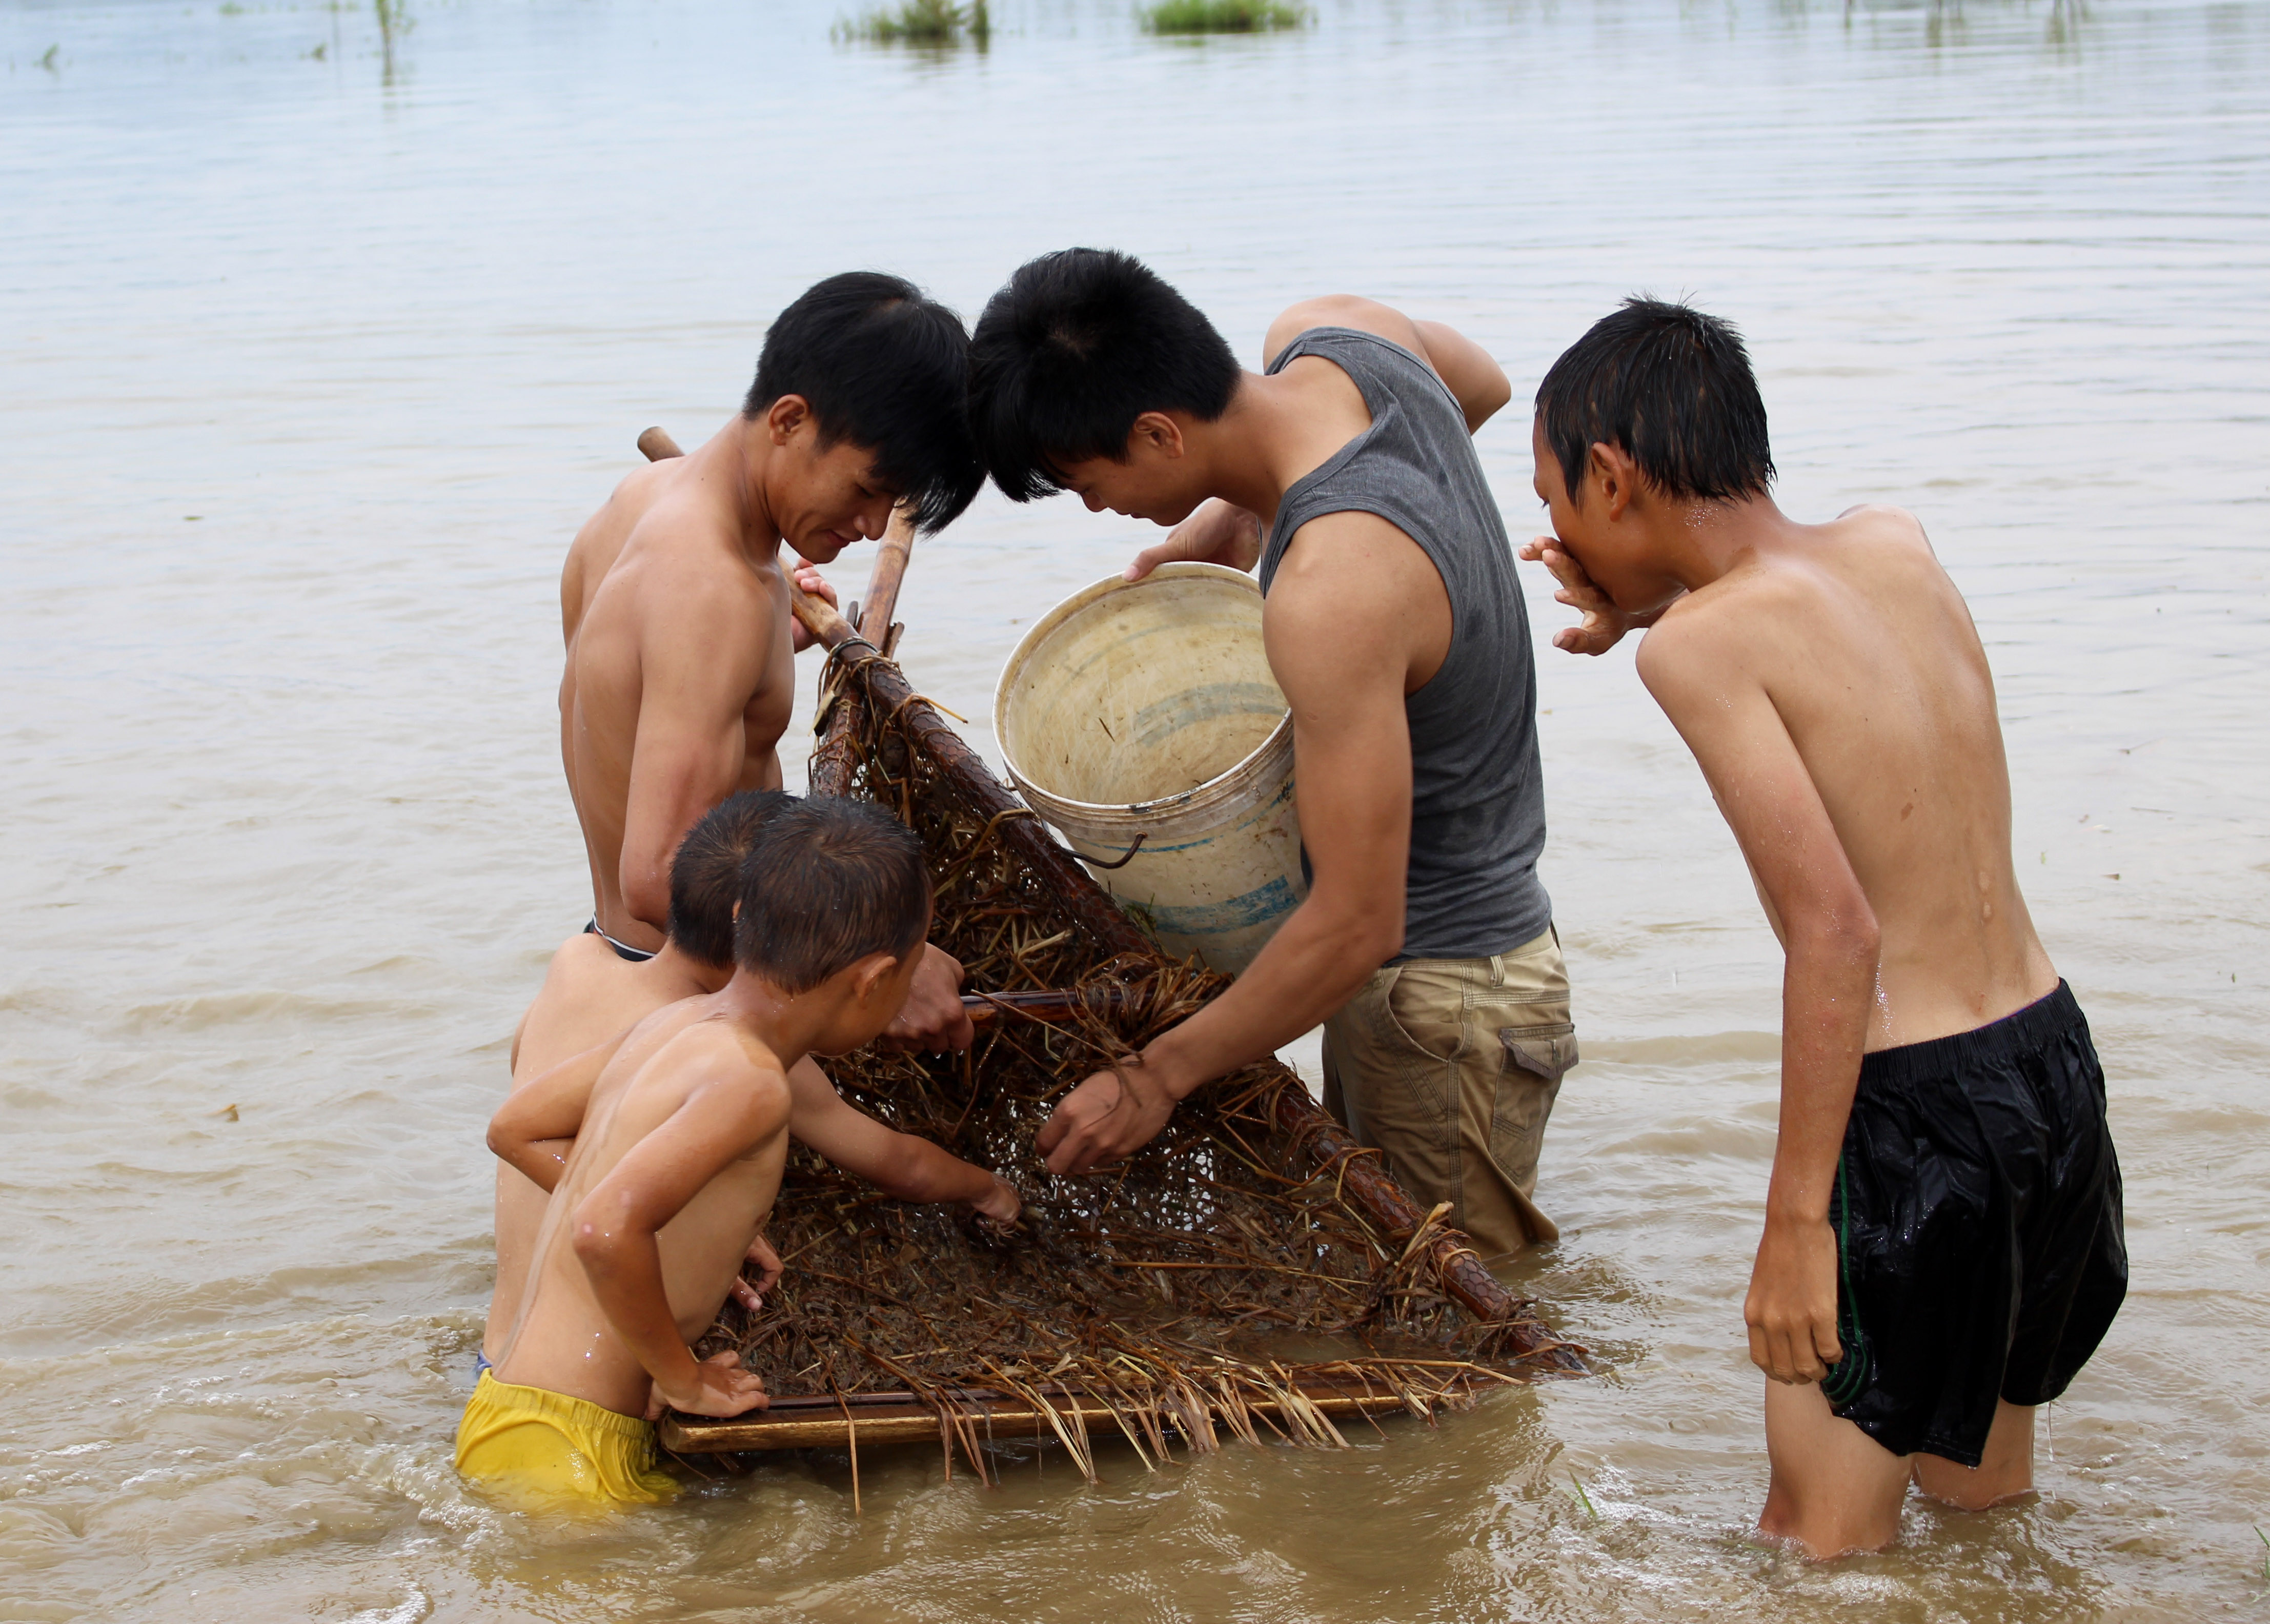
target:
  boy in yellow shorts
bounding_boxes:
[483,789,1012,1374]
[463,797,989,1506]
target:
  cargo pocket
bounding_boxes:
[1370,965,1463,1162]
[1501,1021,1578,1083]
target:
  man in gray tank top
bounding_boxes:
[969,249,1576,1258]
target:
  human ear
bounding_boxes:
[1128,412,1187,462]
[851,952,903,1005]
[1590,441,1635,521]
[766,395,812,445]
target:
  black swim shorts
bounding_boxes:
[584,918,657,964]
[1825,980,2126,1467]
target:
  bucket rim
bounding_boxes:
[992,562,1292,824]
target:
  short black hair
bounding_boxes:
[734,796,930,993]
[744,271,984,534]
[667,790,795,968]
[969,248,1241,502]
[1534,297,1775,509]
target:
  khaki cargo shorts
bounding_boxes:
[1321,924,1577,1260]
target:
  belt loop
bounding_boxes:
[1488,953,1506,988]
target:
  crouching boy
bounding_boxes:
[462,796,962,1507]
[484,789,1015,1376]
[1523,299,2126,1557]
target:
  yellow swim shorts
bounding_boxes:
[455,1370,678,1507]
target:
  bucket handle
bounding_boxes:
[1075,833,1148,871]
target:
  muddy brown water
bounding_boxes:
[3,0,2267,1618]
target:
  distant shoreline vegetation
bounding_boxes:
[836,0,990,45]
[1141,0,1306,33]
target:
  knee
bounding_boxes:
[1759,1475,1904,1558]
[1911,1462,2033,1512]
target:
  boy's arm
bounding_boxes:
[486,1033,631,1193]
[616,576,774,935]
[1263,295,1512,431]
[1039,511,1420,1173]
[571,1061,792,1418]
[1639,619,1880,1387]
[785,1059,1019,1222]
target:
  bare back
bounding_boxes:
[493,1000,790,1417]
[1644,506,2057,1048]
[560,435,797,951]
[482,936,711,1361]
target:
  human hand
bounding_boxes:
[877,944,976,1054]
[786,561,839,654]
[968,1173,1022,1229]
[1517,535,1638,656]
[1035,1061,1176,1175]
[1125,499,1263,581]
[729,1231,783,1313]
[650,1348,770,1420]
[1743,1214,1843,1385]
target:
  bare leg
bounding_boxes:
[1911,1400,2035,1509]
[1759,1378,1912,1557]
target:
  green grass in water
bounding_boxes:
[1142,0,1304,33]
[839,0,990,45]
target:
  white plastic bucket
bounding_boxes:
[994,562,1305,975]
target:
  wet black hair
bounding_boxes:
[744,271,984,534]
[1534,297,1775,509]
[733,796,930,994]
[969,248,1241,502]
[665,789,796,969]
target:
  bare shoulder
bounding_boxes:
[590,493,778,661]
[1265,509,1443,698]
[522,929,617,1022]
[1634,565,1788,692]
[655,1017,783,1084]
[564,461,677,579]
[1264,295,1425,367]
[642,1021,794,1136]
[1268,509,1437,627]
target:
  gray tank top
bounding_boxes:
[1258,327,1551,962]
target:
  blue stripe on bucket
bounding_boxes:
[1137,876,1301,937]
[1130,683,1287,750]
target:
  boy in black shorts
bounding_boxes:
[1520,298,2125,1556]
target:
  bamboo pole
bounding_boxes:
[662,1375,1417,1454]
[859,510,916,647]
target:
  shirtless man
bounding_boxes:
[1522,298,2125,1556]
[465,798,975,1506]
[967,250,1574,1262]
[559,271,984,1044]
[482,789,1018,1373]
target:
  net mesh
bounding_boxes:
[683,653,1568,1476]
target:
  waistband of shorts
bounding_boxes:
[1856,980,2081,1090]
[472,1369,653,1443]
[1385,921,1559,972]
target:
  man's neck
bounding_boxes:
[1192,372,1316,525]
[1654,494,1803,595]
[645,942,733,999]
[705,416,783,572]
[712,968,825,1071]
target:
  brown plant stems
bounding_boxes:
[669,585,1580,1483]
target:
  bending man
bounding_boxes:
[969,249,1575,1258]
[558,271,983,1046]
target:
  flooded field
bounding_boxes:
[2,0,2266,1617]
